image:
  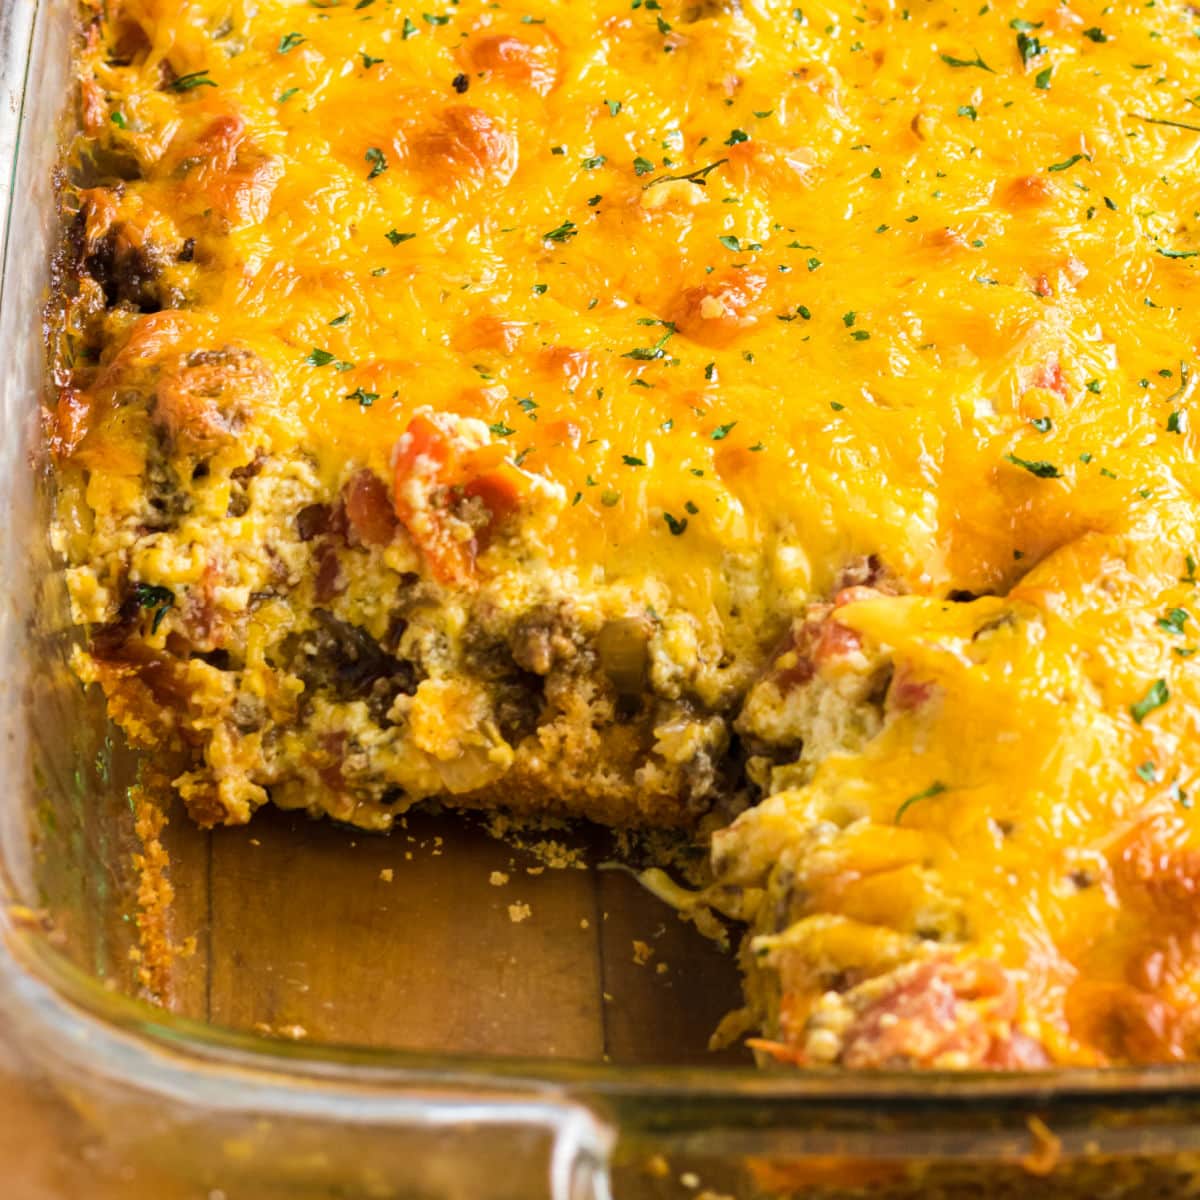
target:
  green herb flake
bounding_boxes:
[1035,65,1053,88]
[1082,26,1108,42]
[543,219,578,243]
[724,128,750,146]
[132,583,175,634]
[329,312,351,326]
[1047,153,1090,172]
[110,111,128,128]
[1016,31,1045,66]
[304,348,336,367]
[347,387,378,407]
[489,421,516,438]
[1158,608,1190,635]
[386,229,416,245]
[1131,678,1169,723]
[633,156,655,176]
[365,147,388,179]
[895,781,948,823]
[1158,247,1200,259]
[166,70,218,92]
[1005,453,1061,478]
[711,422,737,440]
[663,512,688,535]
[278,32,306,54]
[940,50,994,71]
[1136,761,1158,782]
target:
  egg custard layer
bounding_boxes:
[53,0,1200,1067]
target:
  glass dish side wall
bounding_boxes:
[5,4,1200,1199]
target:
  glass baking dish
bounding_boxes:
[6,3,1200,1196]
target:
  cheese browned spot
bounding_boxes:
[51,0,1200,1068]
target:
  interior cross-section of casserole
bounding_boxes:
[50,0,1200,1066]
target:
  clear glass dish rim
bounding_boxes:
[11,912,1200,1107]
[8,0,1200,1119]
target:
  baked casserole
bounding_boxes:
[50,0,1200,1070]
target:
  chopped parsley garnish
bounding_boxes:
[1131,679,1169,724]
[329,312,351,326]
[1128,113,1200,135]
[1158,247,1200,259]
[958,104,978,121]
[304,348,335,367]
[278,87,300,103]
[386,229,416,244]
[622,454,646,466]
[361,52,383,69]
[711,422,737,440]
[1016,31,1045,66]
[623,326,675,361]
[365,147,388,179]
[131,583,175,634]
[423,12,451,25]
[1047,153,1089,172]
[643,157,728,190]
[165,71,217,92]
[1136,761,1158,782]
[605,99,622,116]
[1005,453,1061,478]
[663,512,688,535]
[724,128,749,146]
[543,220,578,243]
[278,32,306,54]
[347,387,378,407]
[1030,416,1052,432]
[1081,26,1108,42]
[489,422,516,437]
[402,17,418,38]
[1035,66,1053,89]
[895,781,948,823]
[633,156,656,176]
[110,111,127,128]
[940,49,993,71]
[1168,410,1187,433]
[1158,608,1190,635]
[718,234,742,251]
[582,155,607,169]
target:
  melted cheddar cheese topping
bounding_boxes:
[57,0,1200,1067]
